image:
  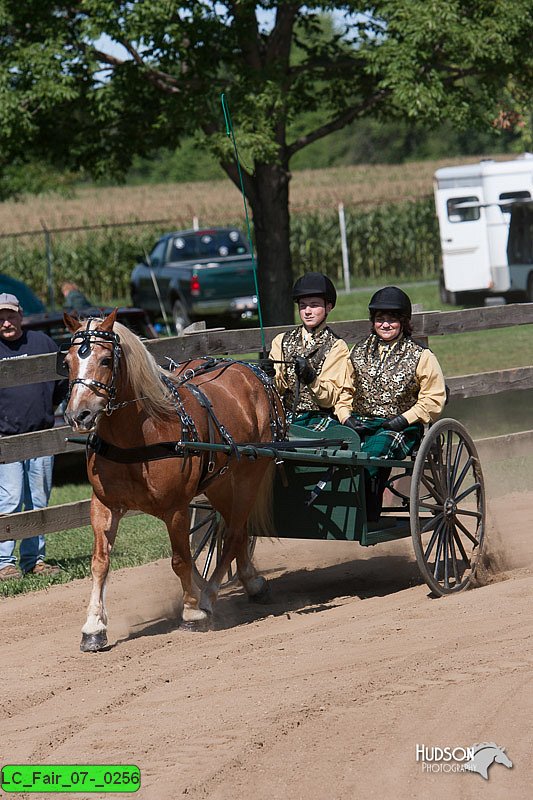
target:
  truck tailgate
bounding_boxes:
[193,257,255,300]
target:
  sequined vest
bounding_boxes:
[282,325,339,414]
[350,333,423,417]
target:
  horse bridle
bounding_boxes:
[62,320,123,414]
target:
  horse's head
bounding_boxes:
[494,747,512,769]
[61,309,120,432]
[465,743,513,779]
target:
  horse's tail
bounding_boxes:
[247,461,275,538]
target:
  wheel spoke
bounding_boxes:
[443,526,449,586]
[455,482,480,504]
[424,517,445,562]
[452,456,474,495]
[190,511,216,536]
[452,526,471,562]
[418,500,444,512]
[445,430,454,492]
[421,472,444,500]
[430,456,448,500]
[421,511,444,533]
[455,517,480,547]
[201,531,217,579]
[191,525,215,561]
[448,529,462,584]
[433,526,446,580]
[456,507,482,520]
[450,440,465,487]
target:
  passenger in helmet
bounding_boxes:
[264,272,352,429]
[342,286,446,520]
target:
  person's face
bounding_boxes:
[298,295,332,330]
[373,311,402,342]
[0,308,23,341]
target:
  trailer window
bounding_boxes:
[447,196,480,222]
[507,206,533,264]
[499,191,531,214]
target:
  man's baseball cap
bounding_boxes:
[0,293,22,313]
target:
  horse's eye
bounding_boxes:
[100,357,112,368]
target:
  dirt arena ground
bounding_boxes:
[2,478,532,799]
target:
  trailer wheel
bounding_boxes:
[439,276,458,306]
[189,498,256,587]
[410,418,485,595]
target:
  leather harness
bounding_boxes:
[77,351,286,491]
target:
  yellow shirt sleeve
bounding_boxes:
[269,332,289,393]
[307,338,354,420]
[335,358,356,424]
[402,348,447,425]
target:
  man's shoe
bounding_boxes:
[27,562,61,577]
[0,564,22,581]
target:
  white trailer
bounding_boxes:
[433,154,533,304]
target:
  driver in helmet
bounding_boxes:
[343,286,446,519]
[264,272,352,429]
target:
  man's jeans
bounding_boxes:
[0,456,54,573]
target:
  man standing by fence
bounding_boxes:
[0,293,67,580]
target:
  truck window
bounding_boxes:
[446,196,480,223]
[170,235,198,262]
[149,239,167,268]
[169,230,249,262]
[197,230,248,258]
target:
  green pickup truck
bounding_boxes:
[130,227,258,334]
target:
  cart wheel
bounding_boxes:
[189,498,256,587]
[410,418,485,595]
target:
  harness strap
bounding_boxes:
[160,373,199,443]
[87,433,186,463]
[183,382,240,459]
[170,357,285,443]
[85,433,229,492]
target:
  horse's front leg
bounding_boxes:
[165,507,212,632]
[80,494,123,652]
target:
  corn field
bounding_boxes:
[291,198,440,282]
[0,198,440,305]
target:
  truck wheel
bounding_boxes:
[172,299,191,336]
[527,273,533,303]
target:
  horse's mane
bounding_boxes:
[471,743,501,753]
[112,321,177,421]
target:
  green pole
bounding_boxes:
[221,93,267,355]
[41,222,55,311]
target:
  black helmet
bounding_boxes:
[368,286,412,319]
[292,272,337,308]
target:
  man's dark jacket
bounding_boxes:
[0,330,67,435]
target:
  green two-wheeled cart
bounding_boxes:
[188,417,486,597]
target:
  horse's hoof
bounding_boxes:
[179,615,213,633]
[80,631,108,652]
[249,579,272,604]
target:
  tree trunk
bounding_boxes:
[250,162,294,327]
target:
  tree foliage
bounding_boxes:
[1,1,532,323]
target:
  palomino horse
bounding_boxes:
[62,310,285,651]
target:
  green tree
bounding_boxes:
[1,1,532,324]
